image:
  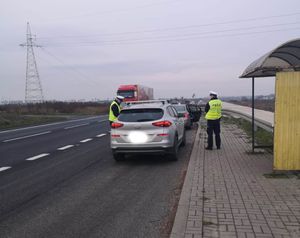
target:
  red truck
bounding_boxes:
[117,85,154,101]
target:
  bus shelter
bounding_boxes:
[240,38,300,171]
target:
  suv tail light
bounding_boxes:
[157,133,169,136]
[184,113,188,118]
[152,121,172,127]
[111,122,124,128]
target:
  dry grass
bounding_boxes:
[0,101,110,129]
[263,173,289,179]
[0,113,68,129]
[203,220,215,226]
[225,99,275,113]
[0,102,110,115]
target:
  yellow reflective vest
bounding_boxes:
[109,101,121,122]
[205,99,222,120]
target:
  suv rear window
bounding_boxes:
[118,109,163,122]
[173,106,186,111]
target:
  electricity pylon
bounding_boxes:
[20,22,45,103]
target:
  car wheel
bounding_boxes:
[168,136,179,161]
[113,153,125,161]
[180,130,186,147]
[186,124,191,130]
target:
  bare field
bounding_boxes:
[224,99,275,112]
[0,102,110,129]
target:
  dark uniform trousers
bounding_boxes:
[207,119,221,149]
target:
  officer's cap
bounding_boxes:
[209,91,217,96]
[116,95,125,101]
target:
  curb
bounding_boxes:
[170,122,201,238]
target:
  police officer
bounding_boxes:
[205,91,222,150]
[109,95,124,125]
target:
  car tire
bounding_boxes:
[113,153,125,161]
[180,130,186,147]
[168,136,179,161]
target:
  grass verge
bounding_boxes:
[222,117,273,152]
[0,102,110,129]
[200,196,210,201]
[263,173,289,179]
[203,220,215,226]
[0,113,67,129]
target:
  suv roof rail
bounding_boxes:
[124,100,169,106]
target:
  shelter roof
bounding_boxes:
[240,38,300,78]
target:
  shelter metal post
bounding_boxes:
[252,77,255,153]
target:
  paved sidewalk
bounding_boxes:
[171,119,300,238]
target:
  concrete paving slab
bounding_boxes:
[170,116,300,238]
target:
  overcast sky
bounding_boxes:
[1,0,299,101]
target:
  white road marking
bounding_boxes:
[80,138,93,143]
[64,123,89,130]
[3,131,51,143]
[0,116,107,134]
[98,120,108,123]
[58,145,74,151]
[26,153,50,161]
[96,133,106,137]
[0,167,12,172]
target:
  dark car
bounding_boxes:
[173,104,202,129]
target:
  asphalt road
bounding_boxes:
[0,116,197,238]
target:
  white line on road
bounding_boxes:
[3,131,51,143]
[57,145,74,151]
[80,138,93,143]
[0,116,107,134]
[96,134,106,137]
[0,167,12,172]
[98,120,108,123]
[64,123,90,130]
[26,153,50,161]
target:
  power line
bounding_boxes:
[35,55,95,86]
[42,22,300,46]
[37,12,300,39]
[34,0,182,22]
[31,25,115,91]
[40,48,114,92]
[43,27,300,47]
